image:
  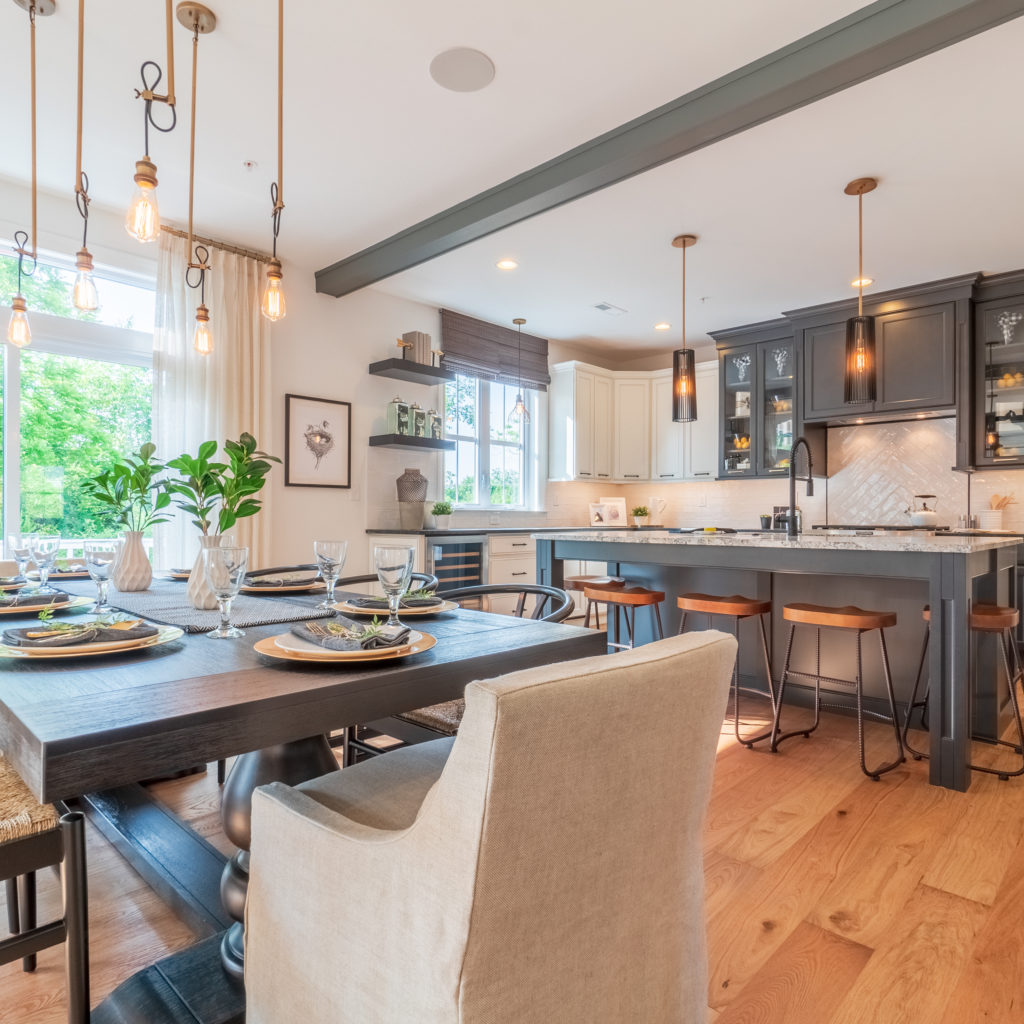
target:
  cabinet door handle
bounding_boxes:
[512,571,527,577]
[597,473,610,478]
[624,474,640,478]
[693,471,711,477]
[659,473,675,478]
[578,471,592,477]
[511,542,527,547]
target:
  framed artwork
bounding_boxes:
[284,393,352,488]
[599,496,628,526]
[589,502,608,526]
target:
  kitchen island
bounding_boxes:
[534,530,1022,791]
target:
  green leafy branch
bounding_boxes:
[83,442,172,533]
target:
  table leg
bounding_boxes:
[219,735,338,978]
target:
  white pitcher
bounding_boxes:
[647,496,668,526]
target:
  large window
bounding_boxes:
[443,374,535,508]
[1,247,154,551]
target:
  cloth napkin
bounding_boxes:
[346,595,444,609]
[0,591,71,610]
[244,572,321,588]
[3,620,159,648]
[290,615,412,652]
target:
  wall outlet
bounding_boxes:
[489,512,501,526]
[697,492,707,507]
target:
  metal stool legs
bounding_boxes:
[771,625,905,780]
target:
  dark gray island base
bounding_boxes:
[536,530,1022,792]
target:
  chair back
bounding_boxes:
[429,630,736,1021]
[443,583,572,621]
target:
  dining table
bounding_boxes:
[0,585,605,1024]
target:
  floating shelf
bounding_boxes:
[368,434,455,452]
[368,358,454,386]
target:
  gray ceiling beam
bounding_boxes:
[315,0,1024,297]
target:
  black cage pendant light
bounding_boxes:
[671,233,698,422]
[843,177,878,404]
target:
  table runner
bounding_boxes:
[57,579,336,634]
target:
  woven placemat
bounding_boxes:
[57,579,336,634]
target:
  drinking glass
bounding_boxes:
[8,533,38,579]
[373,545,414,627]
[203,546,249,639]
[83,539,121,613]
[31,535,62,593]
[313,540,348,609]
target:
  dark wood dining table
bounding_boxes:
[0,593,605,1023]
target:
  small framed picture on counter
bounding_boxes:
[600,497,628,525]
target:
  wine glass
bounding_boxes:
[313,540,348,609]
[83,539,121,613]
[203,546,249,639]
[8,533,38,580]
[373,545,414,627]
[31,535,62,593]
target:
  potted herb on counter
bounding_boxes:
[431,500,453,530]
[631,505,650,528]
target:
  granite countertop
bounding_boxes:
[365,527,662,536]
[534,529,1022,554]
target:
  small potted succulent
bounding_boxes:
[431,500,453,531]
[631,505,650,528]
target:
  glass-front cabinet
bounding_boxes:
[976,295,1024,466]
[716,325,796,479]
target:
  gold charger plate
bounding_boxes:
[166,570,191,581]
[0,625,184,659]
[253,631,436,664]
[28,569,90,580]
[0,580,28,592]
[333,599,458,617]
[0,595,93,616]
[241,580,326,594]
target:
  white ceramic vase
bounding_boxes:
[633,516,649,529]
[112,530,153,592]
[434,514,451,531]
[187,535,223,610]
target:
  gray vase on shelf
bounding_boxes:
[397,467,428,530]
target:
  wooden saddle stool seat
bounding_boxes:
[770,603,905,780]
[563,575,625,629]
[583,584,666,650]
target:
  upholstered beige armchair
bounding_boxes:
[245,630,736,1023]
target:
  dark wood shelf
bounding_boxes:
[368,434,455,452]
[368,358,454,386]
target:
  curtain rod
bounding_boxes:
[161,224,272,265]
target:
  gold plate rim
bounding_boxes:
[240,580,326,594]
[0,595,93,615]
[0,626,184,659]
[253,632,437,663]
[333,599,458,617]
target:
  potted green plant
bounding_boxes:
[631,505,650,528]
[431,500,453,531]
[165,433,281,608]
[85,442,171,591]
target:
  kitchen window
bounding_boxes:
[443,374,537,508]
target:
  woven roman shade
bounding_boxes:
[440,309,550,391]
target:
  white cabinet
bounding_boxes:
[685,363,719,479]
[547,363,614,481]
[651,371,686,480]
[487,533,537,615]
[613,377,651,481]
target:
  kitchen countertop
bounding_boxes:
[535,529,1021,554]
[365,527,666,536]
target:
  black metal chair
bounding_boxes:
[344,584,574,762]
[1,755,90,1023]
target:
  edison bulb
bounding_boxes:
[193,304,213,356]
[7,295,31,348]
[126,158,160,242]
[261,259,286,321]
[73,249,99,311]
[509,393,530,423]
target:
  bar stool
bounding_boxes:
[583,584,665,649]
[904,604,1024,780]
[1,754,90,1022]
[677,593,774,746]
[563,575,625,629]
[770,603,905,780]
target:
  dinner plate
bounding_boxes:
[0,625,184,659]
[253,630,436,663]
[0,595,93,615]
[28,569,91,580]
[241,580,326,594]
[0,579,28,592]
[166,570,191,581]
[333,599,458,617]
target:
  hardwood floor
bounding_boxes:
[4,705,1024,1022]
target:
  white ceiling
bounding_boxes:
[0,1,1018,358]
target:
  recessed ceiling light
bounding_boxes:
[855,418,864,424]
[850,277,873,288]
[496,258,518,271]
[429,48,495,92]
[654,322,671,330]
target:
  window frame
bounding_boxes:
[441,375,539,511]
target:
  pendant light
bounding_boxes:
[843,177,878,404]
[671,233,698,422]
[71,0,98,310]
[178,2,217,355]
[7,0,53,348]
[260,0,286,321]
[509,318,530,423]
[126,0,178,241]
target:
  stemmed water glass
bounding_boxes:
[203,546,249,639]
[83,539,121,613]
[8,533,38,580]
[313,540,348,609]
[373,545,414,628]
[31,535,62,593]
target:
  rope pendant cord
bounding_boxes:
[858,191,863,318]
[30,0,37,259]
[187,24,199,264]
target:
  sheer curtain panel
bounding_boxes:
[153,232,273,569]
